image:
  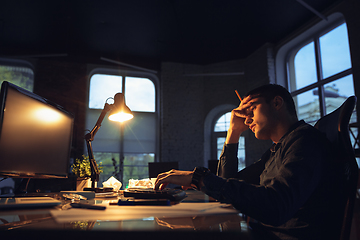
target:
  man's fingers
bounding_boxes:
[182,186,192,190]
[154,172,173,189]
[159,182,168,190]
[154,170,193,190]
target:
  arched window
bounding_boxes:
[213,112,245,171]
[287,22,355,125]
[86,70,158,188]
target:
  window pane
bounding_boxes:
[214,112,231,132]
[0,65,34,92]
[295,89,320,125]
[125,77,155,112]
[324,75,355,117]
[93,152,120,185]
[89,74,122,109]
[320,23,352,79]
[123,112,157,153]
[238,136,246,171]
[294,42,317,90]
[94,152,155,189]
[217,137,225,159]
[123,153,155,188]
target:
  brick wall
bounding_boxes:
[160,63,205,170]
[34,58,88,160]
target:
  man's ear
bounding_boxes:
[273,96,284,110]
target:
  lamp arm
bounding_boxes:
[84,103,112,188]
[85,103,112,142]
[86,140,99,187]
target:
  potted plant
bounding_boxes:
[71,155,103,190]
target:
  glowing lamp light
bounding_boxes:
[108,92,133,122]
[108,112,134,122]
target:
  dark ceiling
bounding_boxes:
[0,0,340,69]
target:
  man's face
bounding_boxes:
[244,96,276,140]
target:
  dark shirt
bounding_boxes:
[202,120,344,240]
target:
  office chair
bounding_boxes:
[314,96,358,240]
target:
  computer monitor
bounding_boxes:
[0,81,74,179]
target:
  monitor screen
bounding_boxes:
[0,81,74,178]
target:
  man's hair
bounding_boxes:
[245,84,298,118]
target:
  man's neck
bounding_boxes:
[272,117,298,144]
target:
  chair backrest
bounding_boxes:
[314,96,358,240]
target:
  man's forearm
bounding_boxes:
[217,143,239,178]
[225,128,243,144]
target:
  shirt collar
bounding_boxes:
[270,120,305,152]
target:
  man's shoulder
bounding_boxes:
[278,121,335,162]
[292,121,322,135]
[285,121,329,144]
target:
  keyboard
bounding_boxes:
[124,188,186,202]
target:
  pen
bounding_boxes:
[71,202,106,210]
[235,90,242,101]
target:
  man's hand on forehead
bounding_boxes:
[246,94,263,101]
[234,94,263,117]
[241,95,256,108]
[231,95,253,118]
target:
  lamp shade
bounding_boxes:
[108,93,134,122]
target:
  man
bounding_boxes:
[154,84,344,240]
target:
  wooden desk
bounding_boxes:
[0,190,255,240]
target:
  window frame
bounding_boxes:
[211,110,231,160]
[275,13,345,87]
[88,68,159,112]
[276,13,352,118]
[204,104,235,167]
[286,21,352,118]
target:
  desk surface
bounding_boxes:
[0,190,254,239]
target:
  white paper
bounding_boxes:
[102,176,122,191]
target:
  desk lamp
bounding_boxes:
[84,93,133,190]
